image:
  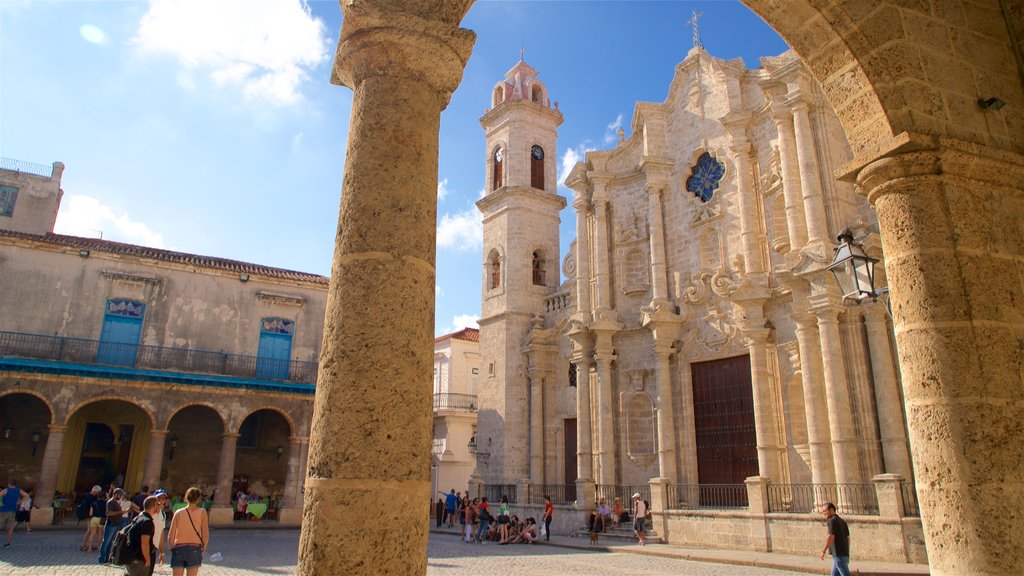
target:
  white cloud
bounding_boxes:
[80,24,109,45]
[558,143,596,187]
[133,0,328,107]
[54,195,166,248]
[437,178,450,202]
[437,208,482,252]
[451,314,480,330]
[435,285,444,298]
[604,113,624,143]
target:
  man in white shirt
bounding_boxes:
[150,489,169,566]
[632,493,647,546]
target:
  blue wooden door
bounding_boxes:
[96,300,145,366]
[255,318,293,380]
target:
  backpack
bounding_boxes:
[108,515,144,566]
[75,496,92,522]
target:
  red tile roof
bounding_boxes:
[435,327,479,343]
[0,229,329,285]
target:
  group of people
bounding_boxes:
[0,480,34,547]
[77,483,210,576]
[585,493,650,546]
[436,490,554,545]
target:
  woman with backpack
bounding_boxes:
[167,487,209,576]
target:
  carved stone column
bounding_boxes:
[651,346,677,482]
[592,337,616,486]
[33,424,66,514]
[647,186,670,302]
[743,328,781,481]
[862,302,912,481]
[841,308,883,477]
[572,196,593,316]
[299,4,474,575]
[790,98,831,250]
[770,111,808,250]
[813,306,863,485]
[209,432,238,525]
[141,429,167,491]
[727,130,767,274]
[574,355,595,484]
[591,193,613,311]
[279,436,305,525]
[855,138,1024,575]
[792,313,835,485]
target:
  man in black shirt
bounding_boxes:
[820,502,851,576]
[126,496,160,576]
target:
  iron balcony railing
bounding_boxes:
[432,392,478,412]
[0,331,317,384]
[483,484,517,504]
[0,157,54,177]
[900,481,920,517]
[595,484,651,508]
[766,483,879,516]
[529,484,576,506]
[666,484,749,509]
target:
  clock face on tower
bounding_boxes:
[531,145,545,160]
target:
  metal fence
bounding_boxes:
[0,157,53,177]
[595,484,651,508]
[666,484,748,509]
[529,484,576,505]
[0,331,318,384]
[766,483,879,515]
[432,393,478,412]
[483,484,517,504]
[900,482,920,517]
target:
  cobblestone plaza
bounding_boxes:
[0,529,810,576]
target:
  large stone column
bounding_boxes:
[209,432,238,525]
[652,346,677,482]
[298,5,474,575]
[572,196,592,316]
[743,328,781,481]
[592,340,616,486]
[529,376,544,484]
[727,132,767,274]
[813,306,863,485]
[770,111,808,250]
[279,435,305,526]
[32,424,66,524]
[862,302,913,481]
[591,195,613,311]
[790,98,831,249]
[141,429,167,490]
[841,309,883,477]
[792,313,835,485]
[856,140,1024,575]
[574,355,594,484]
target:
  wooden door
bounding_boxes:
[564,418,577,502]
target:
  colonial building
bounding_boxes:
[431,327,479,498]
[0,157,324,526]
[475,49,924,562]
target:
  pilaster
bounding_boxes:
[789,96,830,253]
[812,305,863,485]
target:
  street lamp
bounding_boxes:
[827,229,890,313]
[168,435,179,461]
[31,430,41,456]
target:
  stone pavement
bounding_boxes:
[0,526,928,575]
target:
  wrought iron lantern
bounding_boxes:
[168,434,179,461]
[827,229,889,312]
[30,430,41,455]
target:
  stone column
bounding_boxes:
[298,5,474,575]
[770,111,808,249]
[279,436,305,525]
[592,197,613,310]
[841,309,883,477]
[646,186,670,302]
[790,98,830,249]
[529,376,544,485]
[728,135,767,274]
[652,346,677,482]
[813,306,863,485]
[792,313,835,485]
[744,328,781,481]
[592,343,616,486]
[141,429,167,491]
[573,197,593,316]
[856,141,1024,575]
[209,432,238,525]
[862,303,913,480]
[574,357,594,485]
[33,424,66,522]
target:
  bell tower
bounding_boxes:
[475,58,566,485]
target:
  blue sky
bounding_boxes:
[0,1,787,336]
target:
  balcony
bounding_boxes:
[432,392,477,412]
[0,331,317,390]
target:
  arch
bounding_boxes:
[491,81,505,108]
[531,248,546,286]
[487,247,503,290]
[64,396,156,430]
[531,83,544,104]
[237,405,296,437]
[165,402,227,432]
[60,398,155,494]
[491,145,504,191]
[0,389,55,425]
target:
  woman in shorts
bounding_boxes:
[167,487,209,576]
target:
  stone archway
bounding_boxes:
[59,399,154,495]
[165,405,225,498]
[302,3,1022,575]
[233,408,292,521]
[0,392,53,490]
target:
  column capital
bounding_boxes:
[47,424,68,433]
[741,327,771,346]
[792,312,818,330]
[149,429,169,437]
[571,195,591,213]
[332,2,476,104]
[811,305,843,325]
[288,436,307,445]
[222,433,240,440]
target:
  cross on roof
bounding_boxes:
[519,43,525,61]
[688,9,704,50]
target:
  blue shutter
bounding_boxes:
[96,300,145,366]
[256,318,293,380]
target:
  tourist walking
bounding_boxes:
[820,502,852,576]
[463,498,477,543]
[151,489,170,567]
[125,496,160,576]
[80,485,104,552]
[168,487,209,576]
[631,493,646,546]
[475,497,490,543]
[14,489,33,532]
[543,495,553,542]
[0,480,27,547]
[98,488,126,563]
[444,489,457,527]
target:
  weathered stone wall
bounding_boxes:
[0,163,62,235]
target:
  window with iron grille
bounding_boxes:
[568,362,577,388]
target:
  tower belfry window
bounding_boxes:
[532,250,546,286]
[488,250,501,290]
[530,145,545,190]
[493,147,504,191]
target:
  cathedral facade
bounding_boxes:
[475,49,923,562]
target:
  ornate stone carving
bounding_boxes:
[562,240,576,279]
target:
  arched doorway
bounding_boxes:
[165,405,225,498]
[233,409,292,519]
[59,400,153,495]
[0,392,53,491]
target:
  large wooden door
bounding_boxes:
[564,418,577,502]
[691,355,757,504]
